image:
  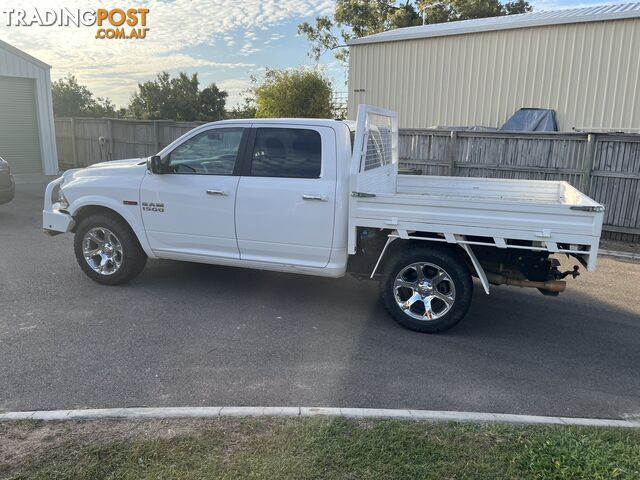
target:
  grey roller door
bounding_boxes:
[0,76,42,173]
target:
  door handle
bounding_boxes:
[206,189,228,196]
[302,194,328,202]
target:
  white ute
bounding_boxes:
[43,105,605,333]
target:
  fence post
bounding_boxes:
[70,117,79,167]
[447,130,458,175]
[153,121,160,153]
[106,119,114,161]
[581,133,597,193]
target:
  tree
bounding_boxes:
[128,72,228,121]
[90,97,117,117]
[503,0,532,14]
[299,0,532,62]
[299,1,422,62]
[253,67,333,119]
[52,75,116,117]
[420,0,531,21]
[199,84,228,121]
[225,97,257,119]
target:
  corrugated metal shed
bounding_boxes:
[0,38,58,174]
[347,3,640,130]
[349,3,640,44]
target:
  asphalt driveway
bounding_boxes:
[1,180,639,419]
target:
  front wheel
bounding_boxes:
[381,245,473,333]
[73,213,147,285]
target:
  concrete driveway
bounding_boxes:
[1,180,639,419]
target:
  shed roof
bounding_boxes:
[0,38,51,69]
[348,2,640,45]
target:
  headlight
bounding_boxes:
[51,181,69,209]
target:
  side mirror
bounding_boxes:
[148,155,168,174]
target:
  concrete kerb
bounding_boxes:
[1,407,639,428]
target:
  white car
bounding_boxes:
[43,106,604,333]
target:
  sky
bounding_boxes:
[0,0,624,108]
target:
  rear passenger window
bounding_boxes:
[250,128,321,178]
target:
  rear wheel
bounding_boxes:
[381,245,473,333]
[73,213,147,285]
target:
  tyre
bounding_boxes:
[380,244,473,333]
[73,213,147,285]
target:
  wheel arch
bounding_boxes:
[70,202,154,258]
[372,235,490,294]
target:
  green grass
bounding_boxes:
[1,417,639,479]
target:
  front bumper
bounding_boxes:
[0,175,15,204]
[43,176,74,235]
[43,207,74,235]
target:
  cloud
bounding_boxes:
[0,0,335,105]
[217,78,253,106]
[223,34,236,47]
[238,42,260,56]
[265,32,286,45]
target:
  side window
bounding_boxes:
[250,128,321,178]
[168,127,244,175]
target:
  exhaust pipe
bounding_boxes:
[485,273,566,293]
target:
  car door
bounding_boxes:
[140,125,249,259]
[235,125,337,268]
